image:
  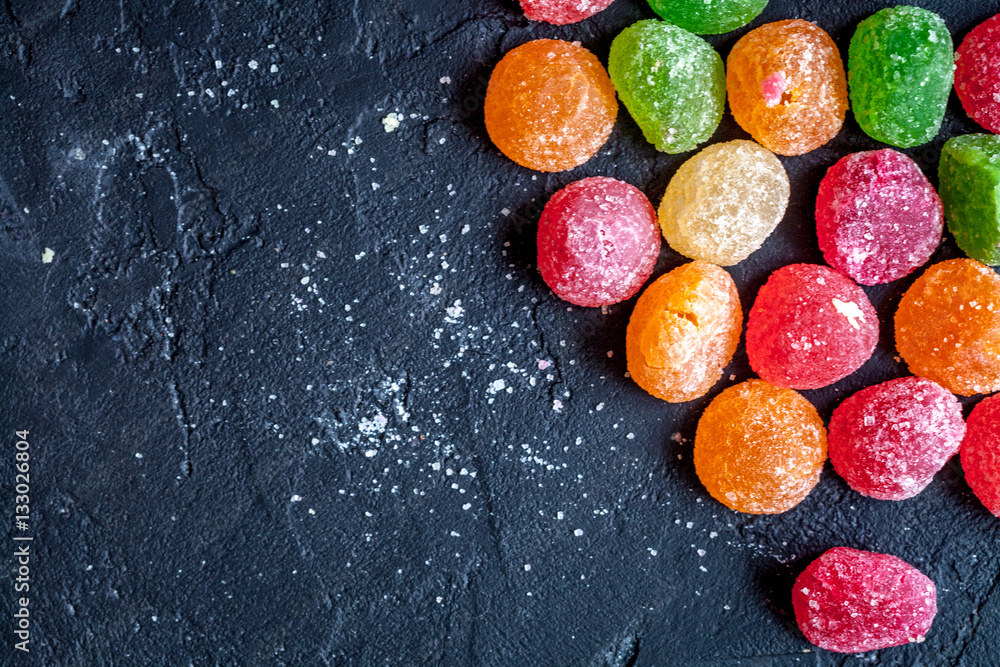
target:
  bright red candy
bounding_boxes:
[537,177,660,307]
[962,393,1000,517]
[955,14,1000,134]
[828,377,965,500]
[793,547,937,653]
[746,264,878,389]
[519,0,615,25]
[817,149,943,285]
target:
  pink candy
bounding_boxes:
[816,149,942,285]
[537,177,660,307]
[793,547,937,653]
[828,377,965,500]
[746,264,878,389]
[519,0,615,25]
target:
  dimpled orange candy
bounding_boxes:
[485,39,618,172]
[695,380,827,514]
[626,261,742,403]
[727,20,848,156]
[895,259,1000,396]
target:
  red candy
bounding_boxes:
[955,14,1000,134]
[828,377,965,500]
[537,177,660,307]
[519,0,615,25]
[793,547,937,653]
[746,264,878,389]
[816,149,943,285]
[962,394,1000,517]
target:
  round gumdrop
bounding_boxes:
[817,149,943,285]
[694,379,826,514]
[727,20,848,156]
[895,259,1000,396]
[485,40,618,173]
[746,264,878,390]
[828,377,965,501]
[955,14,1000,134]
[659,140,790,266]
[646,0,768,35]
[793,547,937,653]
[537,177,660,307]
[626,261,742,402]
[519,0,615,25]
[962,393,1000,517]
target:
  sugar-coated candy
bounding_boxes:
[962,394,1000,517]
[537,177,660,307]
[626,261,741,402]
[485,40,617,173]
[608,20,725,154]
[895,259,1000,396]
[939,134,1000,265]
[955,14,1000,134]
[746,264,878,390]
[659,140,789,266]
[694,379,826,514]
[727,20,848,156]
[816,149,943,285]
[828,377,965,501]
[848,7,953,148]
[645,0,767,35]
[519,0,615,25]
[793,547,937,653]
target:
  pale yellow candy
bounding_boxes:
[658,140,789,266]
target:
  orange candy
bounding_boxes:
[895,259,1000,396]
[727,20,848,156]
[626,261,742,403]
[695,379,827,514]
[484,39,618,172]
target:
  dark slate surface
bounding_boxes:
[1,0,999,665]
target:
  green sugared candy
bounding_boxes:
[848,6,953,148]
[646,0,768,35]
[939,134,1000,266]
[609,20,725,154]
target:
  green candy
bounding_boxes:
[608,20,725,154]
[940,134,1000,266]
[646,0,768,35]
[848,6,954,148]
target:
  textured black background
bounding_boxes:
[1,0,999,665]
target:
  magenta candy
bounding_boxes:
[955,14,1000,134]
[519,0,615,25]
[828,377,965,500]
[537,177,660,307]
[793,547,937,653]
[817,149,943,285]
[746,264,878,389]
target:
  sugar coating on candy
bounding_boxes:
[962,394,1000,517]
[955,14,1000,134]
[828,377,965,501]
[519,0,615,25]
[793,547,937,653]
[895,259,1000,396]
[608,20,725,154]
[727,20,848,156]
[817,149,943,285]
[645,0,767,35]
[626,261,741,403]
[694,379,826,514]
[939,134,1000,266]
[485,40,617,173]
[746,264,878,390]
[537,177,660,307]
[848,6,954,148]
[659,140,789,266]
